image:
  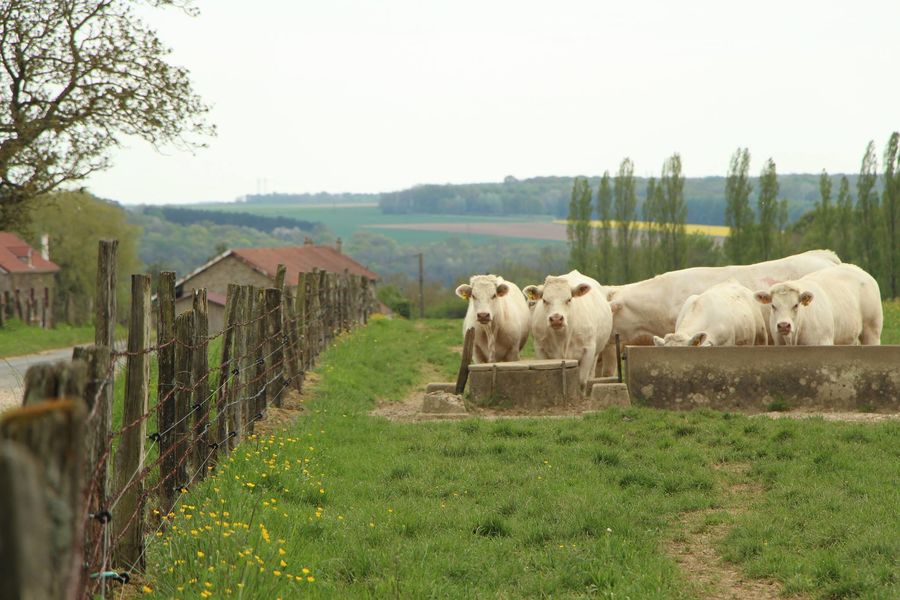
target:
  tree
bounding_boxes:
[834,176,854,261]
[0,0,213,230]
[756,158,779,260]
[642,176,660,276]
[724,148,754,264]
[883,132,900,298]
[566,177,592,272]
[660,153,687,270]
[813,170,834,249]
[613,158,637,282]
[855,141,880,274]
[595,171,613,282]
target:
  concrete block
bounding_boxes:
[422,391,468,414]
[590,383,631,408]
[468,359,580,409]
[425,382,456,394]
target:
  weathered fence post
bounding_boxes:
[275,263,286,290]
[455,328,476,394]
[72,344,112,593]
[112,274,151,570]
[191,290,210,480]
[309,269,321,364]
[282,286,302,392]
[265,288,285,408]
[253,288,268,419]
[2,361,88,600]
[298,272,309,370]
[173,312,194,496]
[361,276,370,324]
[95,240,117,348]
[239,286,255,432]
[156,272,177,512]
[215,284,240,456]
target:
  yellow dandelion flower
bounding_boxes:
[142,585,153,593]
[273,570,282,576]
[197,550,205,558]
[307,576,315,583]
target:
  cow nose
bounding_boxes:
[476,312,491,322]
[548,314,564,327]
[777,321,791,333]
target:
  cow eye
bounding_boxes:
[471,295,477,301]
[566,298,572,304]
[492,294,497,299]
[793,304,798,309]
[542,299,549,305]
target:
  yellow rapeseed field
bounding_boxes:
[553,219,731,237]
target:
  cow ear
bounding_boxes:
[754,291,772,305]
[572,283,591,298]
[455,284,472,300]
[799,291,814,306]
[496,283,509,297]
[652,336,666,347]
[609,300,623,314]
[523,285,542,301]
[690,332,708,347]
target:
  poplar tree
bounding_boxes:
[642,177,660,276]
[835,176,854,261]
[814,170,834,249]
[613,158,637,282]
[660,153,687,270]
[566,176,593,272]
[883,132,900,298]
[724,148,754,264]
[856,141,880,274]
[756,158,779,261]
[595,171,614,281]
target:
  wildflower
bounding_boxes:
[280,559,287,567]
[197,550,205,558]
[273,570,282,576]
[142,585,153,593]
[307,576,315,583]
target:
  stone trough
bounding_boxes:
[467,359,581,409]
[626,345,900,412]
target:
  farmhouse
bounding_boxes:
[0,232,59,327]
[173,240,379,333]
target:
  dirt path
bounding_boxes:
[666,464,789,600]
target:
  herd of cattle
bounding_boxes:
[454,250,884,389]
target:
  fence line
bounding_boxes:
[0,243,376,600]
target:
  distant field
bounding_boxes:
[553,219,731,238]
[188,203,557,245]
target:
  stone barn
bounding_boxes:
[0,232,59,327]
[173,241,379,334]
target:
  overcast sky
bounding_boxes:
[84,0,900,205]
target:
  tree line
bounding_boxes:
[566,133,900,298]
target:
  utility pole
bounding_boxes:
[417,252,425,318]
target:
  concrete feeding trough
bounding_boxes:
[626,345,900,412]
[467,359,580,409]
[587,377,631,408]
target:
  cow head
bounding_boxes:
[456,275,510,325]
[523,284,544,310]
[754,284,812,337]
[525,276,591,330]
[652,332,711,347]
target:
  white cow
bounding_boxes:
[652,279,768,347]
[599,249,841,374]
[753,264,882,346]
[456,274,530,363]
[523,270,613,388]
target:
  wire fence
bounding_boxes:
[0,240,376,600]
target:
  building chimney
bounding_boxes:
[335,237,342,254]
[303,236,314,246]
[40,233,50,261]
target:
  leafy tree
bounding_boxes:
[566,177,592,272]
[883,132,900,298]
[0,0,213,230]
[613,158,637,282]
[834,176,854,261]
[30,191,141,324]
[724,148,754,264]
[812,170,834,249]
[756,158,779,260]
[642,177,660,276]
[660,153,687,270]
[775,198,790,257]
[856,141,881,275]
[594,171,613,281]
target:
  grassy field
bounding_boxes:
[142,315,899,599]
[188,203,555,245]
[0,320,97,358]
[882,300,900,344]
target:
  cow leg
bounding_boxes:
[577,346,597,392]
[474,345,490,363]
[598,344,617,377]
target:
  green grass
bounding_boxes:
[882,300,900,344]
[188,203,556,245]
[0,319,97,358]
[143,316,900,599]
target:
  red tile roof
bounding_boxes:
[0,232,60,274]
[231,245,379,282]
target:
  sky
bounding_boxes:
[84,0,900,205]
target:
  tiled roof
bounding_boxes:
[230,245,379,282]
[0,232,60,274]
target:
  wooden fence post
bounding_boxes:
[215,284,240,456]
[253,288,267,420]
[191,290,210,480]
[173,312,194,497]
[3,361,88,600]
[156,272,177,512]
[309,269,320,364]
[265,288,285,408]
[112,274,151,570]
[296,273,308,372]
[95,240,117,348]
[72,344,112,592]
[239,286,255,432]
[275,264,286,290]
[282,287,301,392]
